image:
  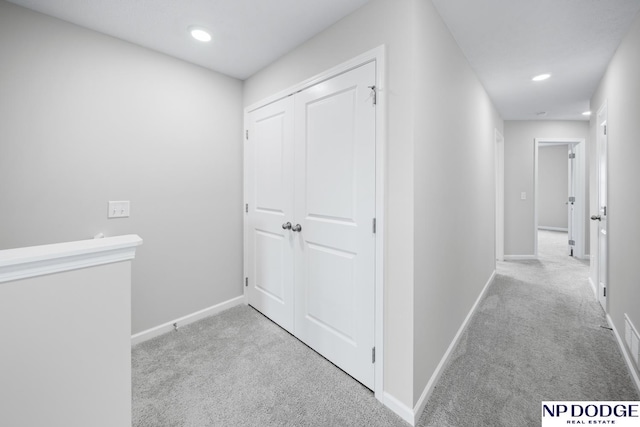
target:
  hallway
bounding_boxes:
[132,231,638,426]
[418,230,638,426]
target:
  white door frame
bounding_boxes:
[534,138,587,258]
[495,129,505,262]
[243,46,386,400]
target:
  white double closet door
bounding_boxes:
[245,62,376,389]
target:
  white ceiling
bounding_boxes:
[6,0,370,80]
[7,0,640,120]
[431,0,640,120]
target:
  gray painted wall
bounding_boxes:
[245,0,503,408]
[590,11,640,379]
[503,121,589,256]
[412,0,503,403]
[0,1,244,334]
[538,146,568,229]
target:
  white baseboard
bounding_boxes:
[410,270,497,425]
[131,295,244,346]
[504,254,537,260]
[538,226,568,232]
[588,277,597,297]
[606,314,640,394]
[383,392,414,425]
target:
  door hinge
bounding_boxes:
[569,239,575,246]
[368,85,377,105]
[245,277,248,287]
[245,203,249,213]
[603,206,607,216]
[372,347,376,364]
[604,287,606,297]
[372,218,377,234]
[604,125,607,136]
[245,130,249,140]
[569,153,576,159]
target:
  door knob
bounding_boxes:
[282,222,292,230]
[292,224,302,232]
[590,215,601,221]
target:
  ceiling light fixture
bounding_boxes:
[582,111,592,116]
[532,73,551,82]
[189,26,212,42]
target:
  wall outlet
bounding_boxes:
[108,201,130,219]
[521,192,527,200]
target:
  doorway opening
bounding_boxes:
[534,138,587,260]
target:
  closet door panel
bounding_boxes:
[293,62,376,388]
[246,97,295,333]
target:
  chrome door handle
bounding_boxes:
[590,215,601,221]
[282,222,292,230]
[292,224,302,232]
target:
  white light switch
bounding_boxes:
[108,201,130,218]
[521,192,527,200]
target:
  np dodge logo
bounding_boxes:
[542,401,640,426]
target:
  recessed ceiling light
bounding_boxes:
[189,26,212,42]
[582,111,592,116]
[532,73,551,82]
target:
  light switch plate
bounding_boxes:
[108,201,130,218]
[521,192,527,200]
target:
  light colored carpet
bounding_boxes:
[132,306,407,427]
[133,230,638,426]
[417,230,639,426]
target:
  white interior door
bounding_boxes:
[293,62,376,388]
[595,107,608,310]
[246,97,295,332]
[568,145,576,256]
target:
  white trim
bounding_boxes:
[607,314,640,394]
[534,138,587,259]
[538,226,569,232]
[534,139,539,257]
[503,254,538,260]
[131,295,244,346]
[373,45,387,402]
[383,392,414,425]
[411,270,497,425]
[495,129,505,262]
[244,46,385,114]
[243,46,387,401]
[0,235,142,284]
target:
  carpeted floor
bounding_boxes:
[132,230,638,426]
[132,305,406,427]
[417,230,639,426]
